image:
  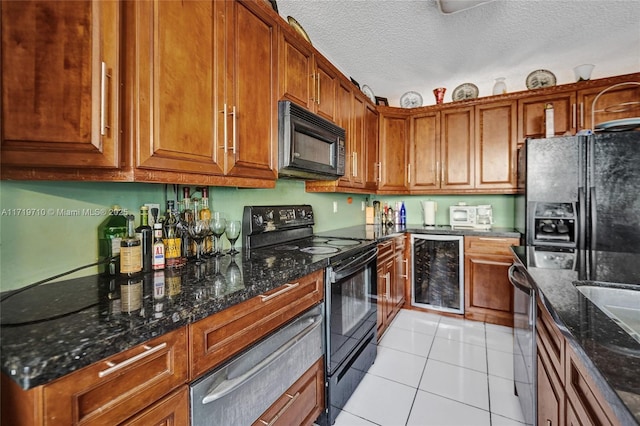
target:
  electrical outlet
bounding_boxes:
[333,201,338,213]
[361,201,366,211]
[145,203,161,225]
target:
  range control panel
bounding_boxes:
[242,205,314,236]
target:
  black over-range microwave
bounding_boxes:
[278,100,346,180]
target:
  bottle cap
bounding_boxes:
[140,205,149,212]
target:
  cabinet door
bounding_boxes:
[464,253,514,326]
[314,55,338,122]
[349,93,367,188]
[278,29,314,110]
[518,91,576,142]
[364,103,380,190]
[224,0,277,179]
[409,112,440,191]
[578,82,640,130]
[131,0,224,175]
[378,113,409,191]
[537,353,565,426]
[1,1,120,170]
[393,237,407,311]
[122,386,189,426]
[475,101,517,190]
[336,80,355,186]
[441,106,474,190]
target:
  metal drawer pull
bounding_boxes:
[202,315,322,404]
[259,282,299,302]
[401,259,409,278]
[478,237,507,242]
[259,392,301,426]
[98,342,167,378]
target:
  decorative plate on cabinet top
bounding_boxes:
[400,91,423,108]
[526,69,557,90]
[361,85,375,103]
[287,16,312,45]
[452,83,479,101]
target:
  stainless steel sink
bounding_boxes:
[574,282,640,344]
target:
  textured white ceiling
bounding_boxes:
[275,0,640,107]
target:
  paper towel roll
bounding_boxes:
[422,201,437,226]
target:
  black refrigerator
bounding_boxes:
[525,131,640,254]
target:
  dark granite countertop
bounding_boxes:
[316,224,521,240]
[512,246,640,425]
[0,249,333,390]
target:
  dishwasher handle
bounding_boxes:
[508,264,533,295]
[201,314,323,405]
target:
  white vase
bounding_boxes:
[493,77,507,95]
[573,64,595,82]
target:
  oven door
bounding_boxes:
[325,247,377,375]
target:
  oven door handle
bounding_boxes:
[331,248,378,282]
[201,314,323,405]
[508,264,533,295]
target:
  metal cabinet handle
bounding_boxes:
[221,104,228,153]
[259,282,299,302]
[352,152,358,178]
[401,259,409,278]
[436,161,440,184]
[100,62,110,136]
[386,272,391,298]
[231,105,237,154]
[316,73,321,105]
[98,342,168,378]
[478,237,507,242]
[571,103,577,129]
[259,392,301,426]
[407,163,411,184]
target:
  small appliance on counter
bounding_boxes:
[449,203,493,230]
[421,200,437,226]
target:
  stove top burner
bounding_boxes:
[311,237,330,243]
[326,239,361,247]
[300,246,340,255]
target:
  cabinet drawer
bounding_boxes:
[253,357,324,426]
[43,327,188,425]
[464,236,520,255]
[122,385,189,425]
[565,344,617,426]
[189,269,324,378]
[377,239,394,261]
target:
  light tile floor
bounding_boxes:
[333,309,526,426]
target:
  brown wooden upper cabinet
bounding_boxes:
[579,81,640,130]
[441,106,475,191]
[128,0,278,183]
[475,101,517,190]
[278,27,338,122]
[518,91,577,142]
[1,1,121,173]
[409,111,440,192]
[378,111,410,192]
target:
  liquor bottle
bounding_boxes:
[152,222,165,270]
[180,187,195,258]
[136,206,153,272]
[98,205,127,276]
[400,201,407,226]
[120,215,142,275]
[198,187,212,254]
[163,200,183,268]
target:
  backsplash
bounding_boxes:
[0,180,515,291]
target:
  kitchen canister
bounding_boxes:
[421,200,437,226]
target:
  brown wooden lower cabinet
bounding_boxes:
[377,235,406,339]
[253,357,325,426]
[121,386,190,426]
[537,301,622,426]
[464,236,519,326]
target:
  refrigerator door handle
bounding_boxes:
[578,187,586,250]
[590,186,597,251]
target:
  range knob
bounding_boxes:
[253,214,263,227]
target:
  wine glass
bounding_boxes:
[188,219,210,264]
[224,220,241,255]
[210,212,227,257]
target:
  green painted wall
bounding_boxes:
[0,179,514,291]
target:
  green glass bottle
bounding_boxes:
[98,205,127,276]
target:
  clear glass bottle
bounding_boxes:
[152,221,165,270]
[199,187,212,254]
[135,206,153,273]
[120,214,142,275]
[98,205,127,276]
[163,200,183,268]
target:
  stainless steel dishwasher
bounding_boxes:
[190,303,324,425]
[411,234,464,314]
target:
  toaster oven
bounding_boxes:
[449,204,493,229]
